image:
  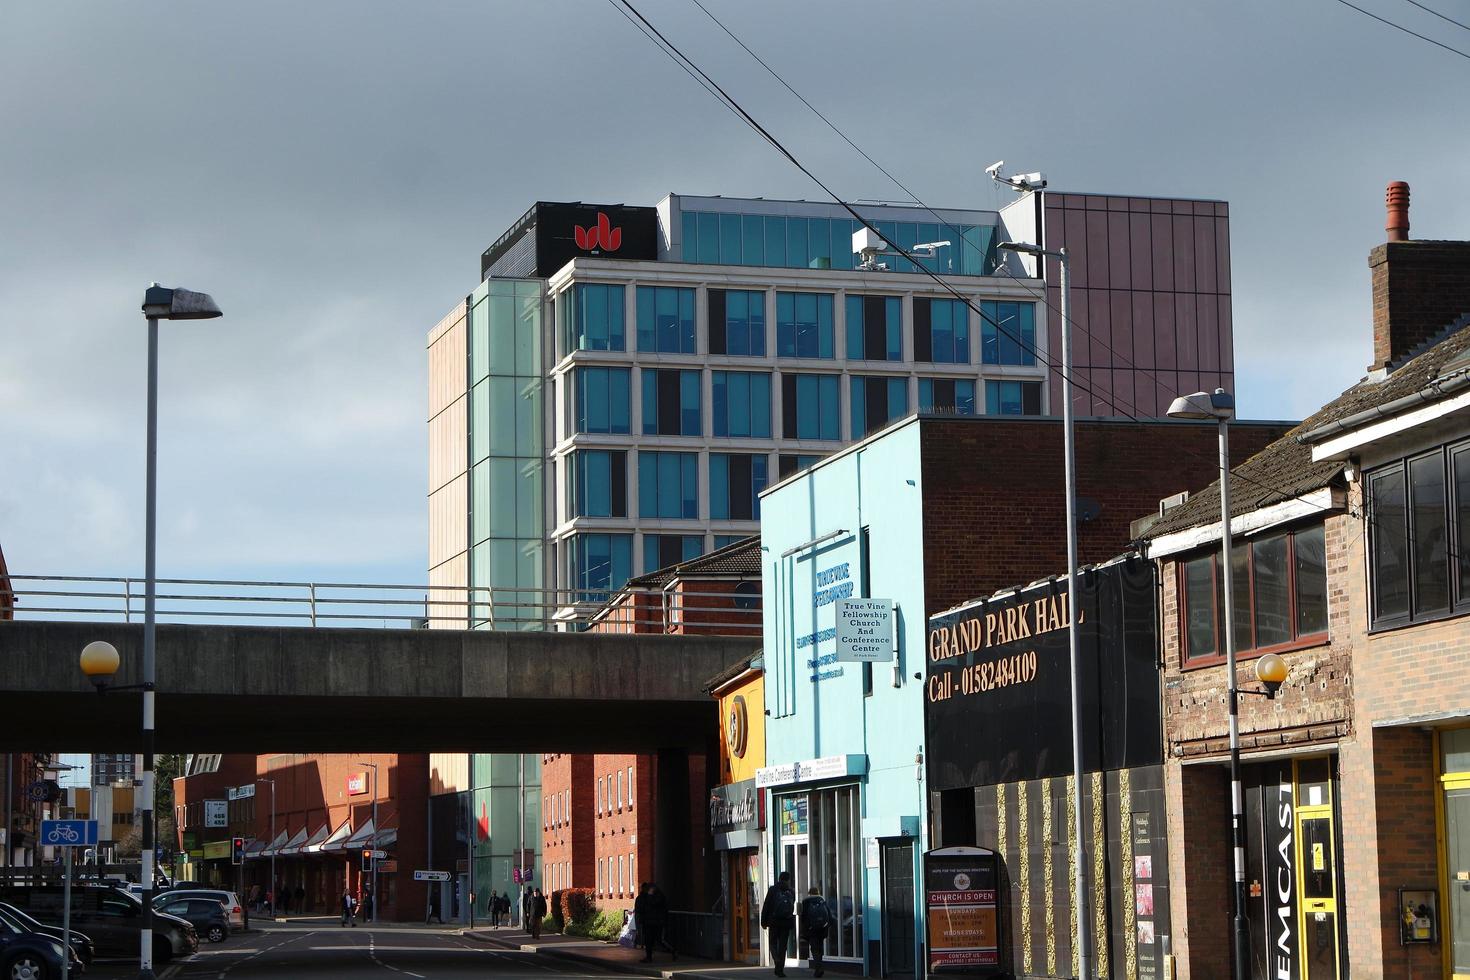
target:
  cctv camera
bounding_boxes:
[985,160,1005,178]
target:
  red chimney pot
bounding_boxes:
[1386,181,1410,242]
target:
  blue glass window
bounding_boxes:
[643,534,703,574]
[574,366,631,434]
[561,283,625,353]
[711,371,772,438]
[636,286,696,354]
[697,212,720,264]
[571,449,627,517]
[850,375,909,437]
[710,453,768,521]
[573,533,633,599]
[641,369,701,436]
[681,211,699,262]
[708,290,766,357]
[980,301,1037,366]
[845,295,903,361]
[918,378,976,416]
[985,380,1043,416]
[781,373,840,440]
[637,451,698,519]
[720,213,742,264]
[777,454,824,479]
[914,298,969,363]
[776,292,835,359]
[714,534,749,550]
[680,212,993,274]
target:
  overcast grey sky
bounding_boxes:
[2,0,1467,588]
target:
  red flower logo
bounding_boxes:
[574,211,622,252]
[477,801,490,842]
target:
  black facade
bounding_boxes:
[480,202,659,279]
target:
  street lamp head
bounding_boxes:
[1167,388,1235,421]
[142,283,222,320]
[1254,653,1289,698]
[79,640,120,691]
[997,240,1044,257]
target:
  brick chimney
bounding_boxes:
[1370,181,1470,370]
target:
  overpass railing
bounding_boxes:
[0,574,761,635]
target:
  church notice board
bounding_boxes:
[925,846,1001,974]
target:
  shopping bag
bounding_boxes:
[618,912,639,948]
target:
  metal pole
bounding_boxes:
[371,763,378,924]
[4,753,11,870]
[517,753,525,928]
[62,844,72,980]
[1059,248,1091,980]
[139,314,159,980]
[1219,418,1250,979]
[258,779,275,920]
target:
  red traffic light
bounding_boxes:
[231,837,245,865]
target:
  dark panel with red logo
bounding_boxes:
[535,203,659,275]
[924,557,1160,792]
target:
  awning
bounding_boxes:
[307,820,349,854]
[257,829,289,857]
[317,819,354,853]
[290,824,330,856]
[241,838,264,857]
[342,817,376,851]
[275,827,309,857]
[374,824,397,852]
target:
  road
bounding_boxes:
[83,922,609,980]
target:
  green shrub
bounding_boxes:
[588,909,626,942]
[541,913,558,935]
[564,913,599,937]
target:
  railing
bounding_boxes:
[0,574,762,635]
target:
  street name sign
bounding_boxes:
[414,870,451,882]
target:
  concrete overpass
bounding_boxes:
[0,620,756,753]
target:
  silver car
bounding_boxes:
[154,889,245,930]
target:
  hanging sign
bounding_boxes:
[835,599,894,662]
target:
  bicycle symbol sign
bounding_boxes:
[40,820,98,848]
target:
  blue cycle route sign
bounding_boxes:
[40,820,98,848]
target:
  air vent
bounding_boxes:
[1158,491,1190,516]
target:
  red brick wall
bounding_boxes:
[920,417,1287,617]
[1369,240,1470,370]
[1164,762,1231,979]
[541,753,594,894]
[668,579,760,637]
[591,753,654,911]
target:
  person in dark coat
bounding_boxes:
[341,887,357,927]
[360,884,375,922]
[760,871,797,977]
[530,889,548,939]
[633,882,674,962]
[800,888,834,977]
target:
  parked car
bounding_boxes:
[152,889,245,930]
[154,898,229,944]
[0,912,75,980]
[0,883,196,962]
[0,903,93,967]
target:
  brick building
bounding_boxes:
[542,539,761,917]
[1140,183,1470,978]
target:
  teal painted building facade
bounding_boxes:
[759,417,929,976]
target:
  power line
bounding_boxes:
[1402,0,1470,33]
[1329,0,1470,59]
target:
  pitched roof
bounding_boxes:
[622,534,761,589]
[1145,315,1470,539]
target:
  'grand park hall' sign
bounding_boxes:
[924,556,1161,791]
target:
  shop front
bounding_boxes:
[712,779,765,963]
[927,556,1169,979]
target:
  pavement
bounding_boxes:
[461,926,779,980]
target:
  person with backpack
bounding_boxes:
[760,871,797,977]
[800,888,833,978]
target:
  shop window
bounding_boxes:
[636,286,696,354]
[641,369,702,436]
[1179,522,1328,664]
[709,289,766,356]
[913,297,970,363]
[1367,443,1470,628]
[845,295,902,361]
[776,292,835,359]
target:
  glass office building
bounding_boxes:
[428,190,1235,614]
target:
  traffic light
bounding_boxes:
[361,849,373,873]
[231,837,245,866]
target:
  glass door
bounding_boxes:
[1441,730,1470,978]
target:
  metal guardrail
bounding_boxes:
[0,574,761,635]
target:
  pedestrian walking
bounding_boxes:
[487,889,500,927]
[426,887,443,925]
[295,885,306,913]
[530,888,548,939]
[800,888,833,978]
[634,882,675,962]
[760,871,797,977]
[498,891,511,927]
[360,883,375,923]
[247,883,261,912]
[341,887,357,927]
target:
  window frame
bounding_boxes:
[1366,440,1470,631]
[1176,520,1330,669]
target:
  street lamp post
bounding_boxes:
[997,240,1090,980]
[357,761,379,923]
[1167,388,1249,979]
[256,778,275,918]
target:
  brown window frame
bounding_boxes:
[1177,521,1328,668]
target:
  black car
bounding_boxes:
[0,904,92,967]
[153,897,229,944]
[0,913,73,980]
[0,883,196,962]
